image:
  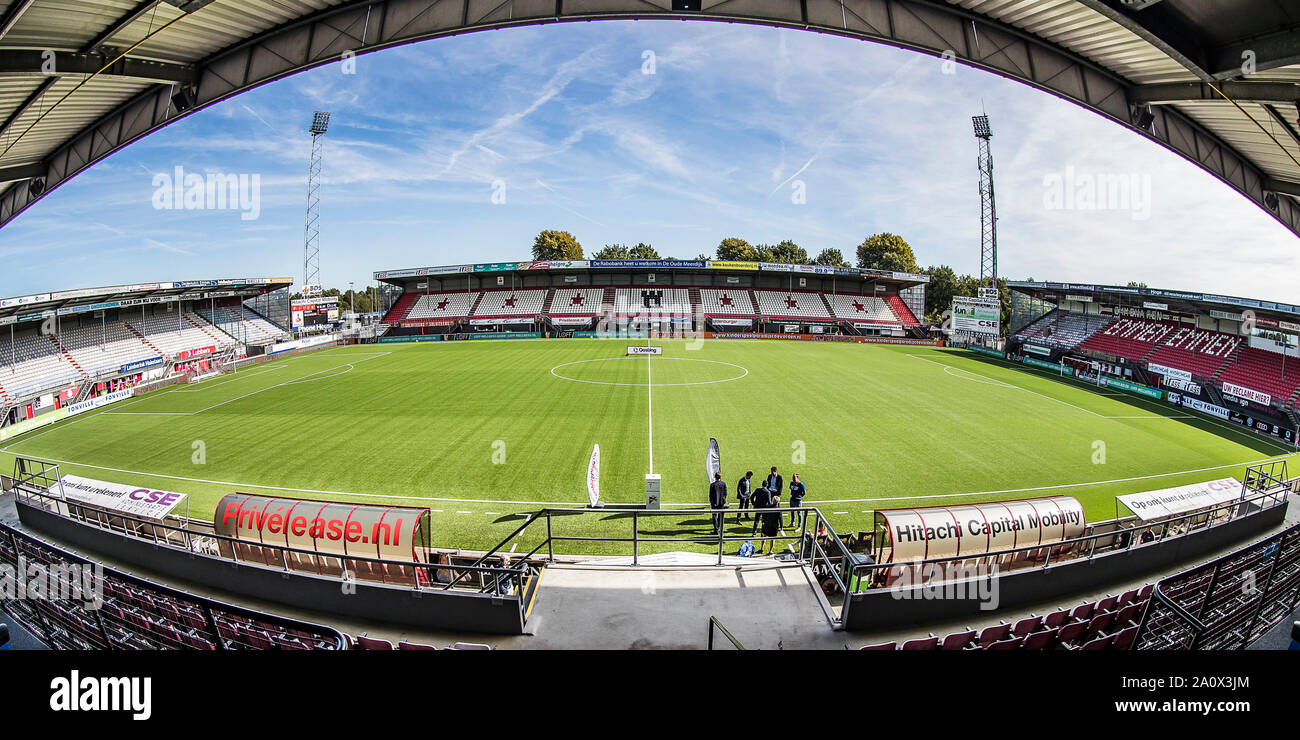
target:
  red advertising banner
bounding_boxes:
[179,345,215,360]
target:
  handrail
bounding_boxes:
[11,480,531,592]
[0,521,349,649]
[847,481,1289,590]
[707,616,745,650]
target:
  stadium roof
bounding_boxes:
[0,275,291,326]
[1007,279,1300,326]
[373,259,931,286]
[1,1,1300,237]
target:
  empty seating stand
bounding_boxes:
[1216,345,1300,404]
[1078,317,1177,362]
[405,292,478,322]
[1016,312,1115,351]
[698,288,756,317]
[612,288,691,316]
[381,292,421,324]
[547,288,604,318]
[824,294,899,325]
[1145,325,1239,379]
[0,523,348,650]
[885,295,921,328]
[471,289,547,319]
[859,585,1152,651]
[753,290,833,321]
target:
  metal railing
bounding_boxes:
[10,459,535,601]
[1134,521,1300,650]
[0,521,350,650]
[849,477,1291,593]
[463,504,860,625]
[707,616,745,650]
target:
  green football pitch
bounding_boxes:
[1,338,1293,554]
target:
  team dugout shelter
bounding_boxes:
[374,259,928,339]
[1006,280,1300,446]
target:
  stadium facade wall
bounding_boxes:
[14,500,531,634]
[842,502,1287,630]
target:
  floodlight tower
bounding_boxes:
[302,110,331,292]
[972,114,998,291]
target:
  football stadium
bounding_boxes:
[0,0,1299,695]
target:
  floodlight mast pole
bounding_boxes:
[303,111,330,292]
[973,114,998,292]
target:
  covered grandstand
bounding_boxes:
[1007,280,1300,446]
[373,259,928,338]
[0,277,292,429]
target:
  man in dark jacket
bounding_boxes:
[708,472,727,534]
[787,473,806,526]
[750,485,772,536]
[766,466,784,499]
[736,470,754,523]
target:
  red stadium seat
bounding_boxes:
[900,636,939,650]
[354,634,394,650]
[939,630,976,650]
[398,640,438,650]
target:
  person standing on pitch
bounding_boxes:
[750,484,772,536]
[709,472,728,534]
[736,470,754,523]
[787,473,806,526]
[759,491,783,555]
[766,466,783,500]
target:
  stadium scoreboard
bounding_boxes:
[952,296,1000,336]
[291,296,339,328]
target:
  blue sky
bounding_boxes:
[1,21,1298,302]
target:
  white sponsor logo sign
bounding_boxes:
[1173,395,1230,420]
[1116,478,1241,521]
[1065,294,1093,303]
[1164,378,1201,395]
[66,390,132,418]
[1143,301,1168,311]
[1221,381,1271,406]
[1147,362,1192,383]
[627,346,662,355]
[55,475,188,520]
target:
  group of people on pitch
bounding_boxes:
[707,467,807,555]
